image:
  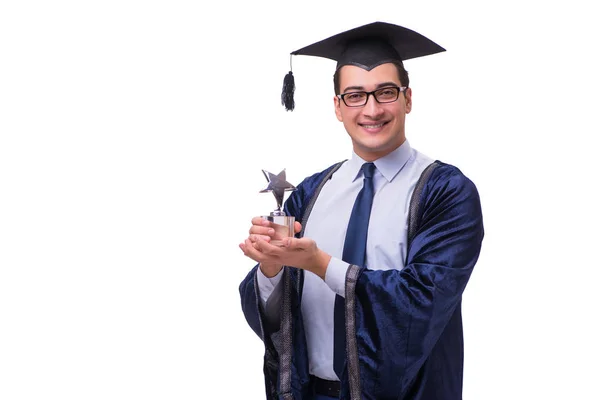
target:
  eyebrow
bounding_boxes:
[342,82,399,93]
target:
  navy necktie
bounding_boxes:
[333,162,376,380]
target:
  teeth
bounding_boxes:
[362,123,384,129]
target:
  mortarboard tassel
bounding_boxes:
[281,71,295,111]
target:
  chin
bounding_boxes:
[360,136,393,150]
[355,135,404,157]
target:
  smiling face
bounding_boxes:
[334,63,412,162]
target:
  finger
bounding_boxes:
[240,241,261,255]
[249,234,271,243]
[249,225,276,236]
[251,216,272,227]
[242,238,265,262]
[240,240,251,255]
[254,238,284,256]
[294,221,302,233]
[282,237,310,250]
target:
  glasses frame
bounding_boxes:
[337,85,408,107]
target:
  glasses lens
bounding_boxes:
[374,87,399,103]
[343,92,367,106]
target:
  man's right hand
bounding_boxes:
[239,217,302,277]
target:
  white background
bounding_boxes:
[1,0,599,399]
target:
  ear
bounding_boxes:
[404,87,412,114]
[334,96,343,121]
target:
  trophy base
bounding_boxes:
[262,214,294,246]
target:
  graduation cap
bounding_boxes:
[281,21,445,111]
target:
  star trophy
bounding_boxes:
[260,169,297,246]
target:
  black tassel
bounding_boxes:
[281,71,295,111]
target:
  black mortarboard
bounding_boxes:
[281,21,445,111]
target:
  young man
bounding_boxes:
[239,22,484,400]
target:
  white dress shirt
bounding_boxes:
[257,140,433,380]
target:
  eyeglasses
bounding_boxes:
[337,86,407,107]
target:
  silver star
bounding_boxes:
[260,169,296,211]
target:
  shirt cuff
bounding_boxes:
[324,257,350,297]
[256,266,284,306]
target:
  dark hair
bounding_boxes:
[333,61,409,95]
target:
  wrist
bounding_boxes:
[314,250,331,280]
[260,263,283,278]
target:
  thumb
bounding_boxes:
[282,237,295,248]
[283,237,310,250]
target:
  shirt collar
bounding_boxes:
[348,140,413,182]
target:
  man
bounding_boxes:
[239,21,484,400]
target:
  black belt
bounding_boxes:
[310,375,340,398]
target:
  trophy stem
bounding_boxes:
[271,208,286,216]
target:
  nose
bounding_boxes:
[362,93,384,118]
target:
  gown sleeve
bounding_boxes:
[348,163,484,397]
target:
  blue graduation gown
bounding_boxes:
[239,160,484,400]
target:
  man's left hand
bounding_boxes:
[240,236,331,280]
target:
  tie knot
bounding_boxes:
[362,162,376,179]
